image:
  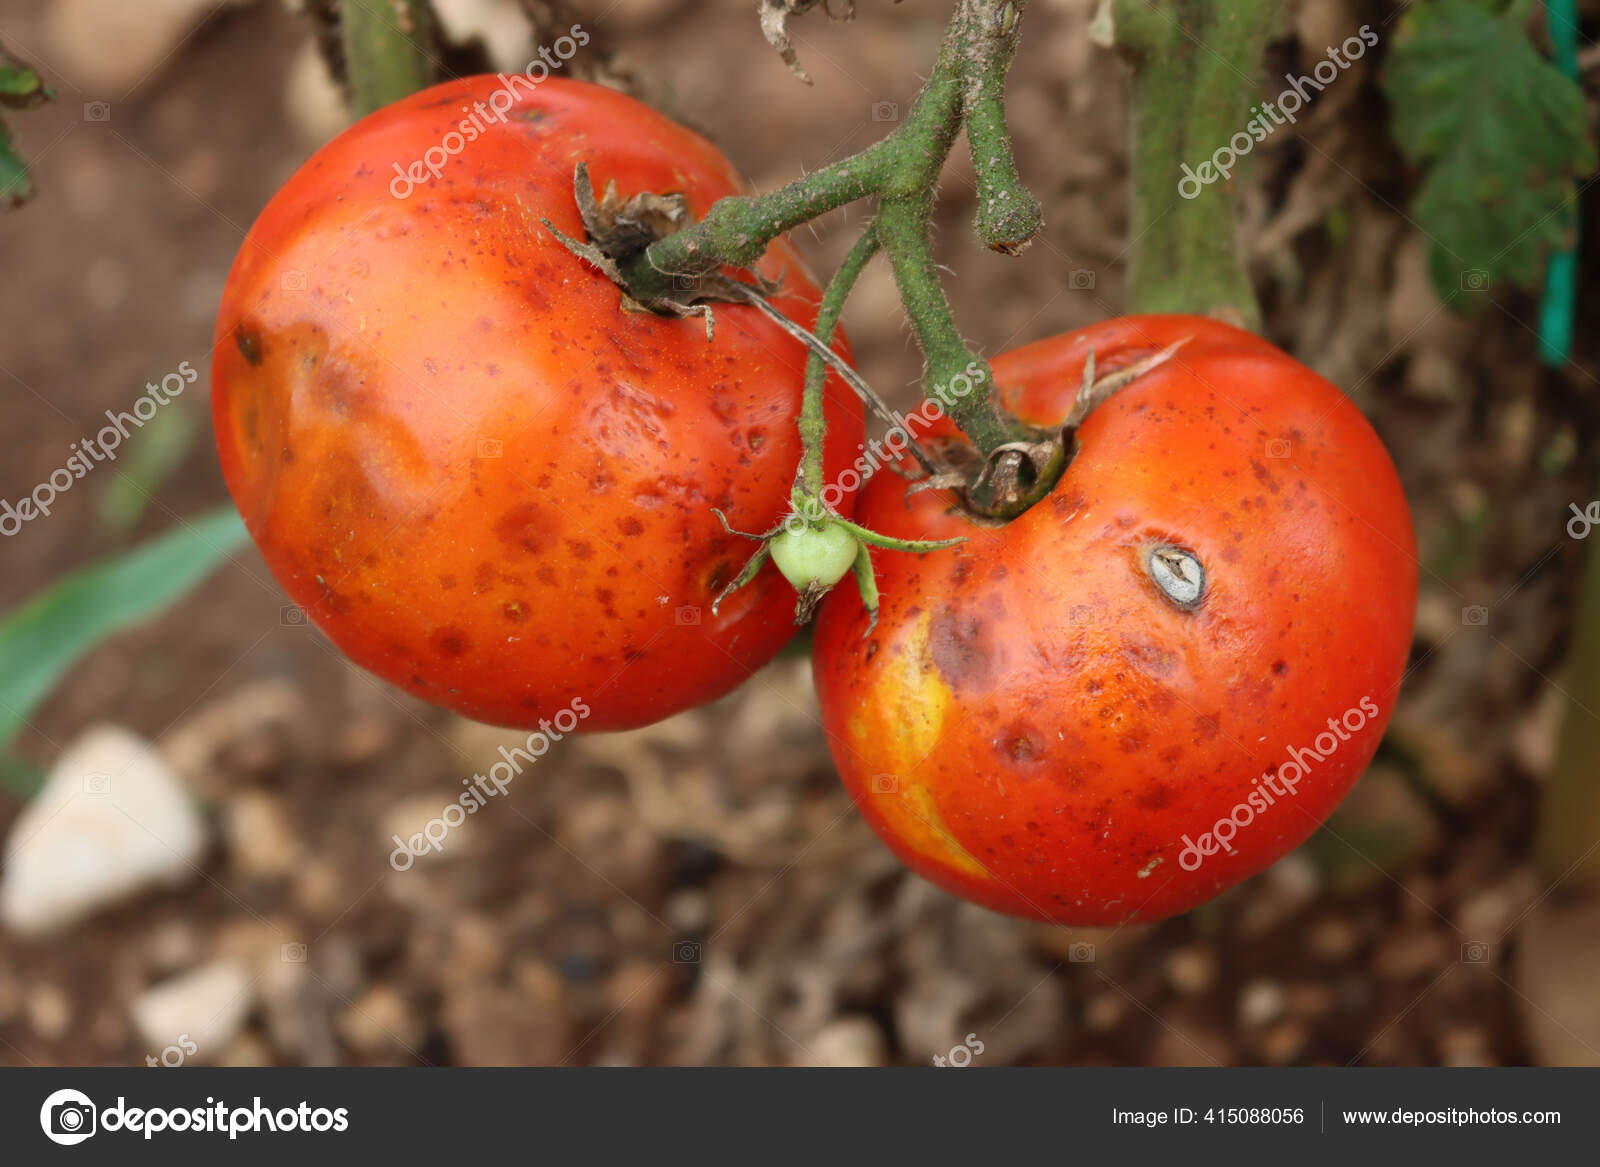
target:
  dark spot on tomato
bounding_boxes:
[536,564,558,587]
[618,516,645,536]
[1272,659,1288,676]
[431,626,470,656]
[929,609,994,691]
[1120,635,1176,678]
[1000,728,1040,763]
[495,503,556,554]
[438,574,458,591]
[1137,782,1174,811]
[474,562,497,595]
[565,539,595,561]
[234,323,264,366]
[502,600,530,624]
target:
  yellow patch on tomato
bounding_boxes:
[847,610,989,880]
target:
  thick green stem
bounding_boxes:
[961,5,1042,253]
[877,198,1024,452]
[341,0,436,117]
[1114,0,1273,329]
[798,226,881,497]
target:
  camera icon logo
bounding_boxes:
[1068,942,1096,963]
[675,605,702,626]
[1068,269,1096,290]
[1461,605,1489,627]
[1460,269,1490,292]
[870,774,899,795]
[476,437,503,459]
[871,101,900,122]
[1460,941,1491,963]
[672,274,697,291]
[1264,438,1292,459]
[280,604,307,627]
[82,773,111,795]
[40,1088,97,1145]
[672,939,702,963]
[280,270,308,292]
[281,942,308,963]
[82,102,111,123]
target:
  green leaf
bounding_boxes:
[98,404,200,539]
[1383,0,1595,301]
[0,43,51,208]
[0,44,50,110]
[0,507,247,752]
[0,118,31,208]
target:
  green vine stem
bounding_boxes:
[341,0,437,117]
[797,226,881,500]
[617,0,1049,515]
[1112,0,1273,330]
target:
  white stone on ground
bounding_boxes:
[132,960,254,1064]
[0,725,209,935]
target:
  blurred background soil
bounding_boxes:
[1,0,1598,1066]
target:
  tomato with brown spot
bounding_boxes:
[213,77,863,731]
[813,316,1415,925]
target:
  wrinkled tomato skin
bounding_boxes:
[213,77,863,732]
[814,315,1416,925]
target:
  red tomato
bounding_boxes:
[213,77,862,732]
[813,315,1416,925]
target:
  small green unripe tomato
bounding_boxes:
[770,521,858,590]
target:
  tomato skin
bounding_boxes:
[213,77,863,732]
[813,315,1416,925]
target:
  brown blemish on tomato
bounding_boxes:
[234,323,264,366]
[1120,635,1177,678]
[502,600,529,624]
[431,626,471,656]
[1138,782,1174,811]
[929,609,993,690]
[495,503,556,554]
[617,516,644,536]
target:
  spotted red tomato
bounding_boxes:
[212,77,863,732]
[813,315,1416,925]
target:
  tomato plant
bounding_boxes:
[812,316,1417,924]
[212,76,864,732]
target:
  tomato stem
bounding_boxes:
[340,0,437,117]
[616,0,1052,512]
[1111,0,1271,330]
[798,225,882,498]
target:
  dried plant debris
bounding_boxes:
[758,0,858,83]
